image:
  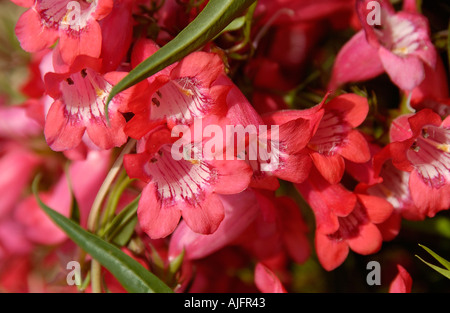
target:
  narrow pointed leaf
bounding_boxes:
[418,244,450,271]
[32,176,172,293]
[416,256,450,279]
[105,0,256,114]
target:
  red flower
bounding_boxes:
[296,168,392,271]
[98,0,134,72]
[266,93,371,184]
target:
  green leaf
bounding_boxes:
[419,244,450,270]
[217,16,246,36]
[105,0,257,119]
[100,195,140,241]
[416,256,450,279]
[111,215,138,247]
[416,244,450,280]
[32,175,172,293]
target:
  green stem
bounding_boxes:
[91,260,103,293]
[87,139,136,233]
[86,138,136,293]
[98,171,133,234]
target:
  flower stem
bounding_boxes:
[87,139,136,233]
[87,138,136,293]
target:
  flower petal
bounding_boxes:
[315,230,349,271]
[378,46,425,91]
[15,9,58,52]
[58,21,102,64]
[181,192,225,235]
[328,30,384,90]
[213,159,252,195]
[310,152,345,185]
[44,100,86,151]
[339,130,371,163]
[389,265,413,293]
[137,183,182,239]
[409,170,450,218]
[347,222,383,255]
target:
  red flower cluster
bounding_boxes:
[1,0,448,293]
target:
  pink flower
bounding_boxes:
[329,0,437,92]
[213,75,318,188]
[125,38,230,139]
[0,103,43,141]
[380,109,450,217]
[362,160,418,241]
[43,55,141,151]
[0,217,33,257]
[124,126,253,239]
[389,265,412,293]
[15,0,113,65]
[410,55,449,106]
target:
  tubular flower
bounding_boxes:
[15,0,113,65]
[377,109,450,217]
[212,75,318,188]
[125,38,230,139]
[296,168,393,271]
[362,160,417,241]
[123,126,253,239]
[265,93,371,184]
[43,55,142,151]
[329,0,436,92]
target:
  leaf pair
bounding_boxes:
[416,244,450,280]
